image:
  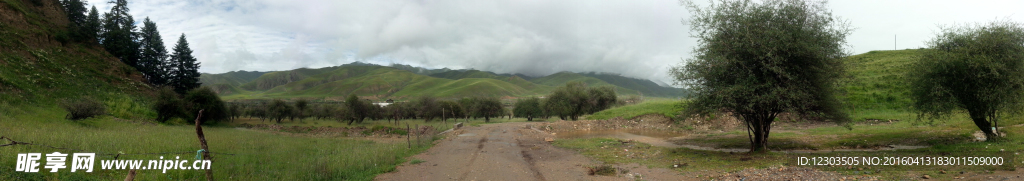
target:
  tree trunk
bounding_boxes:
[968,111,997,141]
[743,112,775,153]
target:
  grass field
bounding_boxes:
[0,106,434,181]
[228,116,552,130]
[586,100,687,120]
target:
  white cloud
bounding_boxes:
[84,0,1024,85]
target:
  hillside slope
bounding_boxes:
[213,64,553,100]
[199,70,267,86]
[0,0,152,106]
[840,49,920,110]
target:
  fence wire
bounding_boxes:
[1,136,237,158]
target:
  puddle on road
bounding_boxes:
[458,133,477,137]
[555,129,929,153]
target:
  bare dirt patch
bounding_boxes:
[375,122,692,181]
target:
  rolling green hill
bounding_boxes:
[529,71,648,96]
[0,0,153,107]
[199,70,268,86]
[429,69,506,80]
[578,72,686,97]
[213,64,556,100]
[204,62,692,100]
[840,49,921,110]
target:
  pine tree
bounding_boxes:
[139,17,169,85]
[169,34,201,94]
[61,0,88,26]
[101,0,140,69]
[85,6,100,41]
[60,0,89,42]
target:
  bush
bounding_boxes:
[153,87,184,123]
[61,97,106,120]
[185,87,228,124]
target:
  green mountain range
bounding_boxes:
[200,63,689,101]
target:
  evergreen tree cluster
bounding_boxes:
[60,0,200,94]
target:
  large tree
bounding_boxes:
[84,6,100,40]
[185,87,228,124]
[910,20,1024,141]
[543,81,617,120]
[60,0,89,41]
[169,34,201,94]
[414,96,441,121]
[513,97,543,121]
[268,99,292,123]
[345,94,368,125]
[100,0,140,69]
[294,99,309,120]
[671,0,852,153]
[475,97,504,122]
[139,17,169,86]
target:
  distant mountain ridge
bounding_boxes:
[199,62,688,100]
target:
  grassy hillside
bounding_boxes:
[428,69,505,80]
[239,67,340,91]
[578,72,686,97]
[205,61,691,100]
[841,49,920,111]
[199,70,267,87]
[0,0,153,110]
[529,71,641,95]
[587,100,686,120]
[217,64,554,100]
[388,63,452,75]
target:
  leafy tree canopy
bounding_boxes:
[671,0,852,152]
[910,20,1024,140]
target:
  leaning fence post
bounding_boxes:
[123,169,137,181]
[194,110,214,181]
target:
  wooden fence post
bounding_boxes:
[194,110,214,181]
[415,124,420,146]
[406,123,411,149]
[123,169,137,181]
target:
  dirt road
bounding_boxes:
[375,122,687,181]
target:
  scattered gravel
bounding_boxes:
[715,166,880,181]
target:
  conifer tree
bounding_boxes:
[169,34,201,94]
[139,17,169,85]
[100,0,140,69]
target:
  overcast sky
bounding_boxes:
[85,0,1024,86]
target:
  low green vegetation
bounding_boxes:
[587,100,685,120]
[0,106,432,181]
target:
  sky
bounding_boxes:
[85,0,1024,86]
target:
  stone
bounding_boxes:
[544,137,554,142]
[922,175,931,179]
